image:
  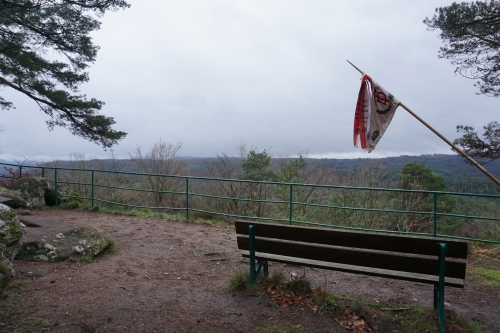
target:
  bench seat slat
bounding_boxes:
[235,220,468,259]
[241,251,465,288]
[237,236,467,279]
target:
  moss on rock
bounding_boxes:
[10,178,46,207]
[0,187,27,208]
[0,204,23,291]
[18,224,115,262]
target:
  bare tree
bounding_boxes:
[129,139,188,207]
[328,163,392,229]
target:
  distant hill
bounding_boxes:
[310,154,500,194]
[313,154,500,178]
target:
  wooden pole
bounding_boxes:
[347,60,500,186]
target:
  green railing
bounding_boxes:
[1,162,499,245]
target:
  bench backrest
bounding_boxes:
[235,220,468,281]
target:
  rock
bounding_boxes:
[10,178,46,207]
[0,203,24,291]
[15,209,31,216]
[10,177,76,207]
[42,180,74,206]
[18,219,114,262]
[0,187,27,208]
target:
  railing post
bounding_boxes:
[54,169,58,206]
[19,166,22,179]
[186,177,189,220]
[433,192,437,237]
[289,184,293,225]
[91,170,95,207]
[41,167,45,178]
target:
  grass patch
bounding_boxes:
[311,285,339,309]
[470,267,500,287]
[56,203,232,228]
[58,201,80,209]
[283,276,311,296]
[0,282,47,333]
[227,271,259,292]
[344,298,482,333]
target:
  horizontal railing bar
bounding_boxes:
[290,220,435,236]
[188,192,289,205]
[57,181,92,186]
[291,201,434,216]
[92,183,186,195]
[188,207,289,223]
[435,212,500,222]
[434,233,500,244]
[92,198,185,211]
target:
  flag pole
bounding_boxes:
[347,60,500,186]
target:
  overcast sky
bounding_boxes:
[1,0,498,162]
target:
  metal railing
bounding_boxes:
[1,162,499,245]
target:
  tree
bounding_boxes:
[237,149,276,217]
[0,0,129,148]
[129,139,188,207]
[424,1,500,96]
[393,163,455,233]
[453,121,500,163]
[424,1,500,162]
[238,150,276,182]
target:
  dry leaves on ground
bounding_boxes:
[473,248,500,258]
[335,311,379,333]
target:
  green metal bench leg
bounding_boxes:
[263,260,268,278]
[435,242,447,333]
[249,225,267,284]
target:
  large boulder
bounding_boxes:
[0,204,24,291]
[0,187,27,208]
[10,177,74,207]
[10,178,46,207]
[18,217,114,262]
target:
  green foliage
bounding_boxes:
[470,267,500,287]
[425,1,500,163]
[58,201,80,209]
[237,149,276,217]
[0,0,129,147]
[238,150,276,182]
[398,162,446,191]
[424,0,500,97]
[393,163,456,232]
[275,156,306,183]
[454,121,500,163]
[311,285,338,308]
[228,271,252,291]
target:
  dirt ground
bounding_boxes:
[1,209,499,333]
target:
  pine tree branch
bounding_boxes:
[0,74,96,135]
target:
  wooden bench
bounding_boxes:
[235,220,468,333]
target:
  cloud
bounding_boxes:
[1,0,495,161]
